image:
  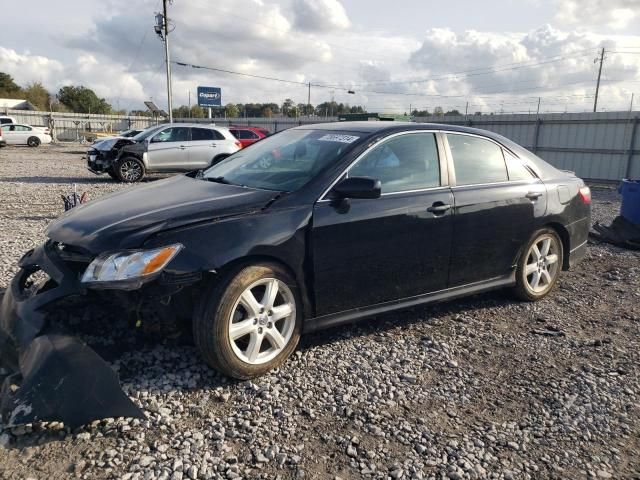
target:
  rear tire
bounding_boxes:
[115,157,145,182]
[512,228,563,301]
[27,136,41,147]
[193,263,302,379]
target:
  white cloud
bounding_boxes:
[554,0,639,30]
[0,47,146,106]
[0,47,65,86]
[402,25,640,112]
[291,0,350,31]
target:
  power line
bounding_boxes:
[332,49,598,88]
[172,54,639,104]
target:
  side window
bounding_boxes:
[349,133,440,194]
[246,131,259,139]
[504,150,535,181]
[152,127,190,143]
[191,128,215,141]
[229,129,239,138]
[447,134,508,186]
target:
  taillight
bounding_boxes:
[579,186,591,204]
[235,140,243,149]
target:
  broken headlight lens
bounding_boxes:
[81,244,183,283]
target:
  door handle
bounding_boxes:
[179,145,187,150]
[427,202,452,214]
[210,144,217,147]
[525,192,542,200]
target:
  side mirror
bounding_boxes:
[332,176,382,199]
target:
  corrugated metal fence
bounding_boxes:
[414,111,640,181]
[4,109,639,181]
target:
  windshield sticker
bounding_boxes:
[317,134,360,144]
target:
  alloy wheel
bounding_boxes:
[120,160,142,181]
[228,278,296,365]
[524,234,560,294]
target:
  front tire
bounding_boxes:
[513,228,563,301]
[115,157,145,182]
[27,136,41,147]
[193,263,302,379]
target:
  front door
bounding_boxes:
[147,126,190,170]
[311,132,453,316]
[444,133,547,286]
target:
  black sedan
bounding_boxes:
[0,122,591,426]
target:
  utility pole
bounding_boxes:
[536,97,541,116]
[593,47,605,113]
[162,0,173,123]
[464,101,469,117]
[630,93,635,112]
[307,82,311,117]
[188,90,191,118]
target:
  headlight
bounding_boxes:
[81,244,183,284]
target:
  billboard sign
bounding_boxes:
[197,86,222,107]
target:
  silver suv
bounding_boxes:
[87,123,242,182]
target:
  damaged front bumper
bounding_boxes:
[86,148,116,174]
[0,242,144,429]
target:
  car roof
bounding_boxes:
[162,122,227,129]
[294,121,502,136]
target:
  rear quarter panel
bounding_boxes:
[541,176,591,259]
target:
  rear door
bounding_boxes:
[147,126,190,170]
[311,131,454,316]
[445,133,546,286]
[188,127,224,168]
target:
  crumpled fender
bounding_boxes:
[0,242,144,428]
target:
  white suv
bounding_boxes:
[87,123,243,182]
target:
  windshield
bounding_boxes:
[203,129,362,191]
[120,129,141,137]
[131,125,165,142]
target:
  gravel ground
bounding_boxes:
[0,144,639,480]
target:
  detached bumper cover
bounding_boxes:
[0,243,144,428]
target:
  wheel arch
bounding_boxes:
[542,222,571,271]
[203,254,314,320]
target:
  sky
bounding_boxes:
[1,0,640,114]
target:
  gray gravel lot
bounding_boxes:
[0,144,639,480]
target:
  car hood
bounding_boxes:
[46,175,280,253]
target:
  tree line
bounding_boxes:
[0,72,113,114]
[1,71,471,118]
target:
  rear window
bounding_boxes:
[447,134,508,186]
[192,128,217,141]
[504,150,535,181]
